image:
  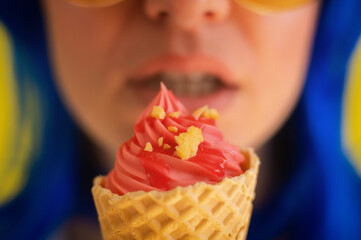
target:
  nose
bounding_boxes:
[144,0,230,30]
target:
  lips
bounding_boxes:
[128,54,239,112]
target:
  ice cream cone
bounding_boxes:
[92,148,260,240]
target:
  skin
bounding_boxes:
[42,0,320,166]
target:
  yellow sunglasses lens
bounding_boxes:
[234,0,316,13]
[67,0,124,7]
[68,0,315,11]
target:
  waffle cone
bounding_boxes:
[92,148,260,240]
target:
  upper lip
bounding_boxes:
[130,54,238,88]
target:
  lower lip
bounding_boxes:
[130,85,237,113]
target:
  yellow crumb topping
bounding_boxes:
[203,108,219,119]
[192,105,219,119]
[158,137,164,147]
[175,126,203,160]
[192,105,208,119]
[144,142,153,152]
[168,126,178,133]
[169,111,180,118]
[163,144,171,150]
[150,106,166,120]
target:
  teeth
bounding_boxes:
[142,72,223,96]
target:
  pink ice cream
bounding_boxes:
[105,84,245,196]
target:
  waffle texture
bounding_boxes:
[92,148,260,240]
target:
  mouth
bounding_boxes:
[130,71,235,96]
[127,55,239,112]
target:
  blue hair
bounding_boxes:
[0,1,80,239]
[249,0,361,239]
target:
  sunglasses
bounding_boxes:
[68,0,316,13]
[235,0,316,13]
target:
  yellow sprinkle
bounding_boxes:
[192,105,219,119]
[203,108,219,119]
[150,106,166,120]
[144,142,153,152]
[192,105,208,119]
[158,137,163,147]
[168,126,178,133]
[163,144,171,150]
[175,126,203,160]
[169,111,180,118]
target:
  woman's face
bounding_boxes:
[42,0,320,156]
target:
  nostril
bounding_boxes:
[204,11,215,20]
[158,11,169,19]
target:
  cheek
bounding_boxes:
[44,0,131,93]
[43,0,140,153]
[219,3,319,147]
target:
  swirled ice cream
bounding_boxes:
[105,83,245,196]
